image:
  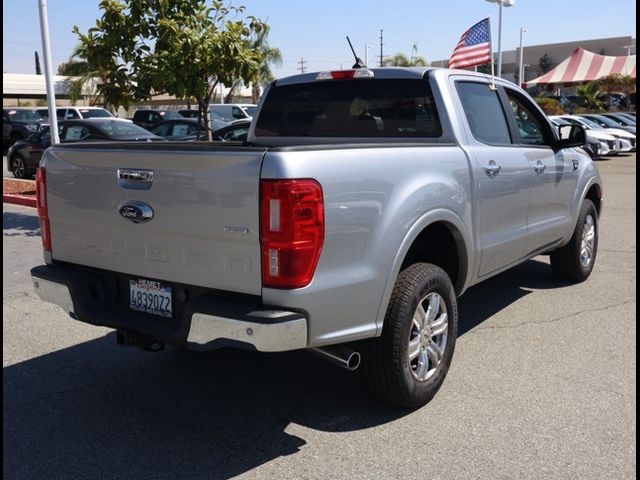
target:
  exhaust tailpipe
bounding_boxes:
[311,345,361,371]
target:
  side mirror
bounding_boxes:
[556,125,586,149]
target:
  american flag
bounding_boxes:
[448,18,493,69]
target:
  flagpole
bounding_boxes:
[37,0,59,145]
[487,16,496,89]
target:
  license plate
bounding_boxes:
[129,278,173,318]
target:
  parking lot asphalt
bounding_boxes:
[3,154,636,480]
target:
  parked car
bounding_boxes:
[36,106,117,121]
[581,114,636,135]
[32,67,602,409]
[210,119,251,142]
[179,109,229,131]
[149,118,220,140]
[208,103,257,122]
[598,93,626,109]
[601,113,636,128]
[550,117,613,158]
[2,108,47,146]
[6,119,164,179]
[3,118,11,153]
[132,109,184,129]
[560,115,635,153]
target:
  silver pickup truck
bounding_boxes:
[31,67,602,408]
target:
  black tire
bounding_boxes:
[10,154,30,179]
[550,199,598,282]
[362,263,458,409]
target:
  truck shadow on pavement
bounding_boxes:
[4,259,567,479]
[3,211,40,237]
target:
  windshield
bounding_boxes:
[243,106,258,117]
[94,121,155,137]
[255,79,441,138]
[606,115,635,126]
[79,108,113,119]
[576,117,601,129]
[586,115,622,128]
[161,111,183,120]
[6,109,44,122]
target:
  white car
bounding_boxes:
[550,115,617,157]
[558,115,635,153]
[36,106,133,123]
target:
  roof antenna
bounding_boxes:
[346,36,366,68]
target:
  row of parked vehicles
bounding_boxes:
[3,104,256,179]
[549,112,636,159]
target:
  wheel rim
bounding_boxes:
[408,292,448,382]
[12,157,25,178]
[580,214,596,268]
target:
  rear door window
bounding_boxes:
[255,78,442,138]
[504,89,552,146]
[456,82,512,145]
[171,123,190,137]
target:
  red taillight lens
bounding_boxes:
[35,167,51,252]
[260,179,324,288]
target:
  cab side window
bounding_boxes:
[505,91,548,146]
[456,82,512,145]
[66,109,80,119]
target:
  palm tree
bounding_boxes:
[57,44,102,106]
[599,74,635,111]
[384,45,428,67]
[575,82,605,112]
[251,26,282,103]
[224,25,282,103]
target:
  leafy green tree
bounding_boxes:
[73,0,267,138]
[538,53,553,76]
[575,82,605,112]
[384,44,428,67]
[34,51,42,75]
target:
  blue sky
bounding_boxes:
[3,0,636,78]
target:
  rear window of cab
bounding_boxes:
[255,79,442,138]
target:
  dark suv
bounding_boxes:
[132,109,183,129]
[3,108,47,149]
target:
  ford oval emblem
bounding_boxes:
[119,201,153,223]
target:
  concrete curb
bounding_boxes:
[3,194,37,208]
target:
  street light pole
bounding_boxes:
[518,27,527,87]
[487,0,515,78]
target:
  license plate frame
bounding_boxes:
[129,278,173,318]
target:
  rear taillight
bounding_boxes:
[260,179,324,288]
[35,167,51,252]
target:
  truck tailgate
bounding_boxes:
[44,144,267,295]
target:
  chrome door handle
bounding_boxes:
[117,168,154,190]
[483,161,502,177]
[533,161,546,174]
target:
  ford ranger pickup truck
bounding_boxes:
[31,67,603,408]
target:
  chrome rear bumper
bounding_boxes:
[31,266,307,352]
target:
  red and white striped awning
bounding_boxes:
[524,47,636,87]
